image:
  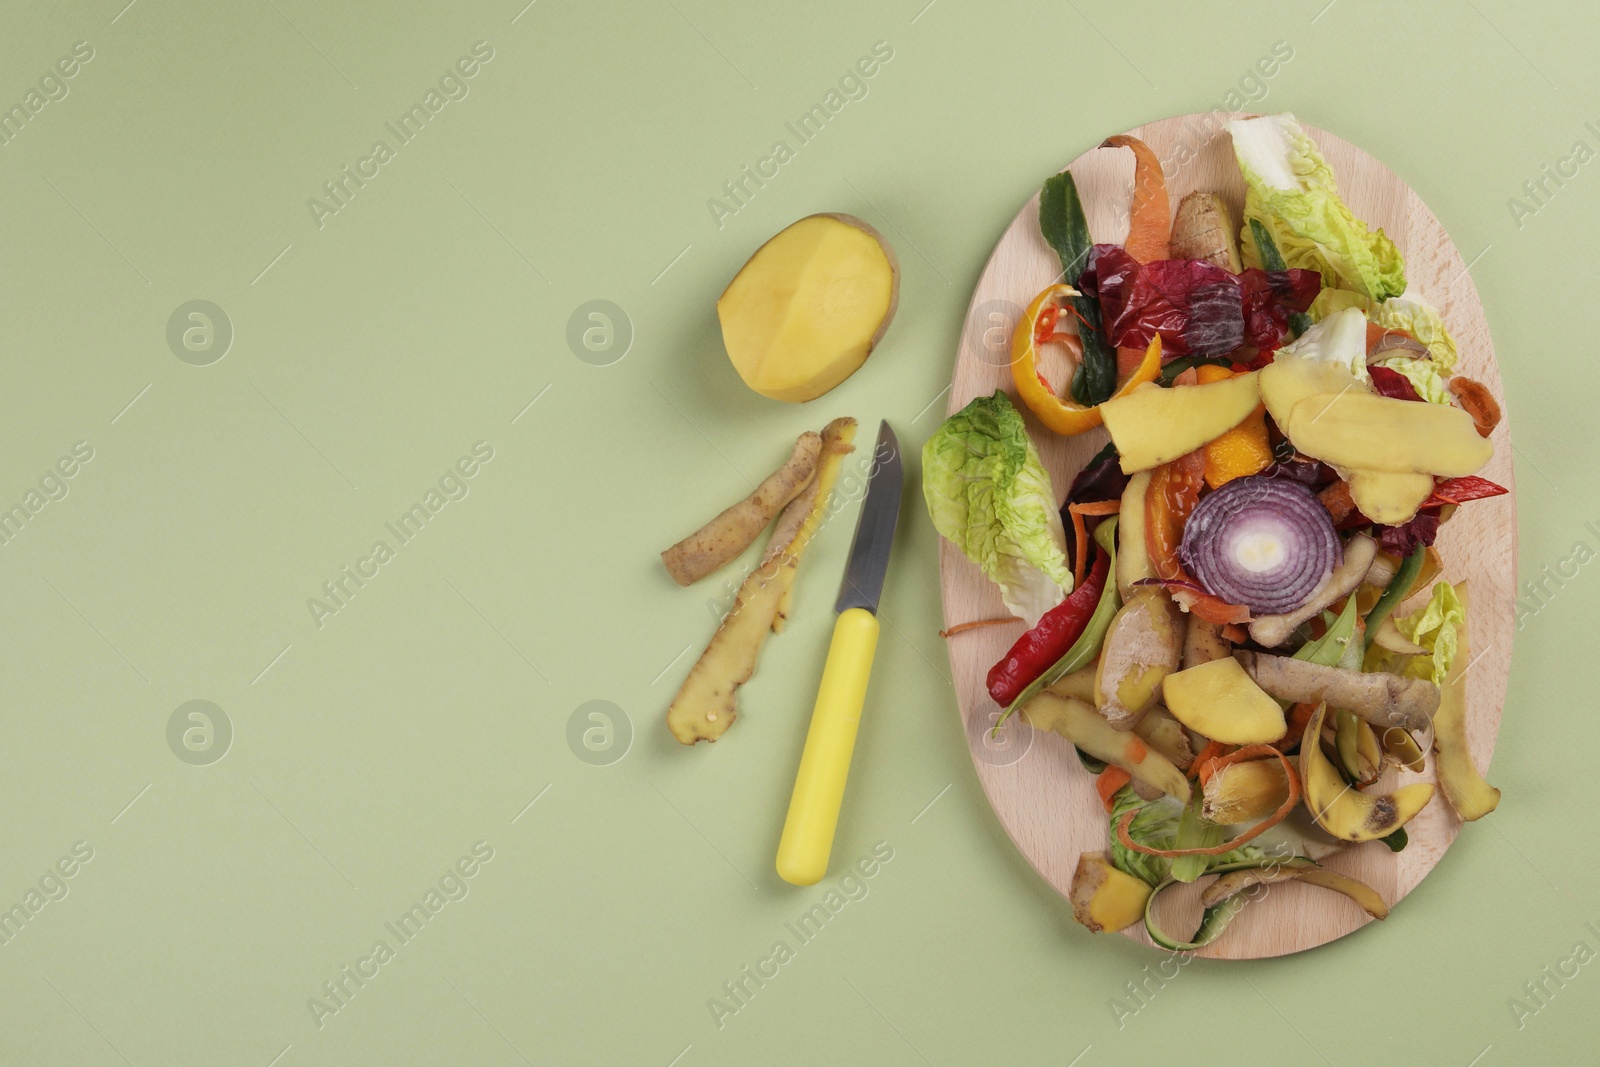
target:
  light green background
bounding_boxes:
[0,1,1593,1064]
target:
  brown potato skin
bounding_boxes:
[661,432,821,585]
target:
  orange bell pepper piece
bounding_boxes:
[1010,284,1161,436]
[1196,364,1272,489]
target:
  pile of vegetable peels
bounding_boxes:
[924,113,1505,950]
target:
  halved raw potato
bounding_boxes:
[717,213,899,402]
[1098,373,1262,474]
[1020,693,1191,802]
[1258,354,1366,428]
[1071,852,1153,933]
[1345,469,1434,525]
[1162,656,1286,744]
[1285,392,1493,476]
[1300,703,1435,841]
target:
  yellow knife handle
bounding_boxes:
[776,607,880,887]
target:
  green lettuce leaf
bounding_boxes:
[1370,295,1458,373]
[1228,113,1406,301]
[1310,288,1459,378]
[1394,580,1465,685]
[1372,356,1452,404]
[1108,787,1289,887]
[921,391,1071,625]
[1109,788,1181,886]
[1279,305,1369,380]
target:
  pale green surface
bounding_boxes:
[0,1,1594,1064]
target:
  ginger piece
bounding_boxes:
[665,419,857,743]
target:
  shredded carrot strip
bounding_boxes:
[1123,736,1148,764]
[1190,740,1230,782]
[1101,135,1170,263]
[939,618,1014,638]
[1220,623,1249,644]
[1067,507,1087,589]
[1096,766,1132,812]
[1118,745,1302,857]
[1064,500,1119,590]
[1270,702,1318,753]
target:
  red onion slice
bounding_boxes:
[1178,475,1341,616]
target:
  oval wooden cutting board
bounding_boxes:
[937,113,1516,958]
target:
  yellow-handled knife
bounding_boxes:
[776,420,902,886]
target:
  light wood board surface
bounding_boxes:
[937,113,1516,959]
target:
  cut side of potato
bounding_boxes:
[1098,373,1263,473]
[717,214,898,402]
[1285,391,1494,476]
[1071,852,1153,933]
[1162,656,1286,745]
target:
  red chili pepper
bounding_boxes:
[1423,475,1508,508]
[985,547,1110,707]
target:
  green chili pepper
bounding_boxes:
[1364,545,1426,652]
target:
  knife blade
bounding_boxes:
[776,420,902,886]
[835,421,903,614]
